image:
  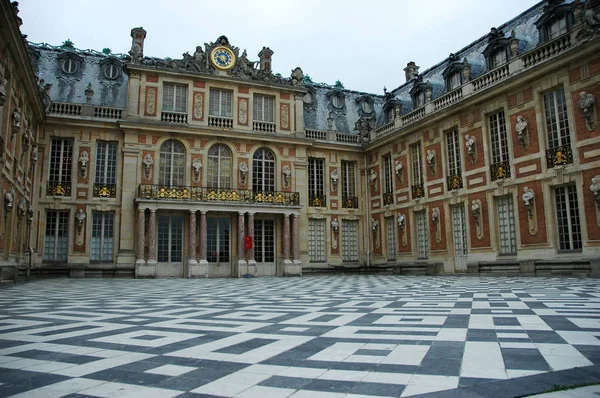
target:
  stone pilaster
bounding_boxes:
[285,212,302,276]
[136,208,145,263]
[283,213,291,263]
[247,212,256,276]
[189,210,197,265]
[117,147,140,266]
[292,213,300,264]
[237,211,247,277]
[199,211,207,262]
[147,209,157,264]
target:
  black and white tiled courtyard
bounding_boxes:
[1,276,600,398]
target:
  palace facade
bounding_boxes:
[1,0,600,279]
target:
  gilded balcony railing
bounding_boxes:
[383,191,394,206]
[47,182,71,196]
[94,184,117,198]
[308,194,326,207]
[546,145,573,168]
[411,183,425,199]
[341,196,359,209]
[137,184,300,206]
[490,161,511,181]
[447,173,463,191]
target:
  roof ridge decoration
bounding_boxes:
[577,0,600,41]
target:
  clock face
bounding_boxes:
[211,46,236,70]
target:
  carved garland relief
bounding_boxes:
[280,103,290,130]
[192,92,204,121]
[238,98,248,125]
[145,87,157,116]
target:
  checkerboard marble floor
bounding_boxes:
[1,276,600,398]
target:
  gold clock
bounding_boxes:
[210,46,236,70]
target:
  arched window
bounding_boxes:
[253,148,275,192]
[159,140,185,186]
[207,144,232,189]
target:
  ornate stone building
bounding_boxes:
[2,0,600,279]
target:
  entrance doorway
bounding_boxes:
[157,215,183,277]
[207,217,231,276]
[254,219,276,276]
[451,205,467,272]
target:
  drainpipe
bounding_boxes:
[364,154,371,267]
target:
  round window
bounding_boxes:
[331,95,343,109]
[361,100,373,113]
[103,63,119,80]
[61,58,78,74]
[303,92,313,104]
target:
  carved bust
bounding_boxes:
[192,157,202,174]
[4,188,14,211]
[143,153,153,169]
[515,116,528,135]
[76,209,87,228]
[397,213,405,227]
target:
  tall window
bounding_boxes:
[489,110,510,181]
[95,141,117,186]
[497,196,517,255]
[383,154,393,194]
[207,144,232,188]
[49,139,73,190]
[414,90,425,108]
[446,128,461,189]
[448,71,462,90]
[491,49,507,68]
[308,219,326,262]
[544,87,571,149]
[91,212,114,262]
[342,220,359,262]
[162,83,187,113]
[386,217,396,261]
[44,211,68,261]
[416,211,429,259]
[549,17,567,39]
[209,88,233,118]
[341,161,357,208]
[253,148,275,192]
[253,94,274,122]
[411,143,424,198]
[555,185,582,251]
[159,140,185,186]
[308,158,324,207]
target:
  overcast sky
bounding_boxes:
[19,0,540,94]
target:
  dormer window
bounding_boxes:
[62,58,78,74]
[548,16,567,39]
[443,54,464,92]
[103,63,120,80]
[303,91,313,104]
[331,95,344,109]
[387,108,395,123]
[482,28,511,71]
[414,90,425,108]
[361,101,372,114]
[535,2,574,43]
[448,71,461,90]
[491,48,508,68]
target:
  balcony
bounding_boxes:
[308,194,326,207]
[253,121,276,133]
[94,184,117,198]
[208,116,233,129]
[383,191,394,206]
[161,111,188,124]
[47,182,71,196]
[411,184,425,200]
[490,161,511,181]
[447,173,463,191]
[137,185,300,206]
[546,145,573,168]
[304,129,361,146]
[342,196,359,209]
[49,102,124,120]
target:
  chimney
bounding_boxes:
[403,61,419,82]
[129,27,147,63]
[258,47,274,72]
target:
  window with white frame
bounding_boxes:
[308,218,326,262]
[549,17,567,39]
[411,143,423,186]
[491,49,507,68]
[341,161,356,201]
[94,141,117,186]
[159,140,186,186]
[386,217,397,261]
[49,138,73,186]
[308,158,324,206]
[342,220,359,262]
[446,128,461,179]
[555,185,582,251]
[207,144,232,188]
[543,87,571,149]
[383,154,393,194]
[448,71,462,90]
[91,212,114,262]
[490,110,509,165]
[416,211,429,259]
[414,90,425,108]
[209,88,233,118]
[253,147,275,192]
[162,83,187,113]
[44,211,68,261]
[253,94,274,123]
[497,196,517,255]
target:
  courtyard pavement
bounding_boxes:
[0,276,600,397]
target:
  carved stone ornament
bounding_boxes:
[11,107,21,139]
[79,150,89,178]
[330,218,339,232]
[510,30,519,57]
[370,169,378,191]
[371,218,379,232]
[239,98,248,125]
[17,198,26,218]
[395,161,403,179]
[578,91,596,130]
[4,188,14,212]
[22,129,32,155]
[354,116,375,143]
[462,58,472,82]
[239,161,249,186]
[590,175,600,206]
[27,204,34,224]
[397,213,406,227]
[330,169,338,191]
[431,208,440,225]
[282,165,291,188]
[0,72,7,106]
[76,208,86,231]
[38,78,53,114]
[31,145,38,164]
[427,149,436,174]
[515,115,528,148]
[465,135,476,163]
[471,200,481,225]
[192,158,202,182]
[522,187,535,218]
[577,1,600,41]
[143,153,153,180]
[85,83,94,104]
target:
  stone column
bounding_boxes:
[237,211,247,277]
[247,212,255,263]
[189,210,197,265]
[147,209,157,263]
[283,213,291,263]
[292,213,300,264]
[117,148,141,266]
[199,211,207,262]
[136,208,145,263]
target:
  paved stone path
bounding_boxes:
[0,276,600,397]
